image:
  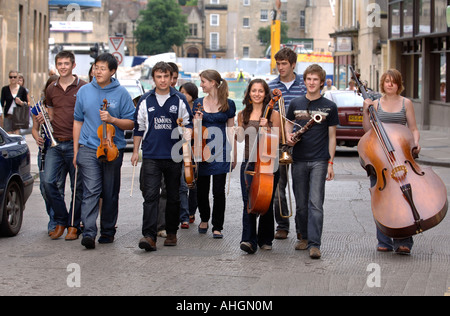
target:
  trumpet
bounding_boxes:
[31,97,58,149]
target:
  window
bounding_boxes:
[403,0,413,38]
[430,37,449,102]
[210,14,219,26]
[243,46,250,58]
[211,0,219,4]
[243,17,250,28]
[281,10,287,22]
[243,0,250,6]
[210,33,219,51]
[417,0,431,35]
[390,2,400,38]
[434,0,448,33]
[300,11,305,29]
[260,10,269,21]
[189,24,198,37]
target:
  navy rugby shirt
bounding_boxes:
[134,87,193,160]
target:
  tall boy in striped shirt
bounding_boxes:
[268,48,306,240]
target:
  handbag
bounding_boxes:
[12,105,30,130]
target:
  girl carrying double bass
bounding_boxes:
[237,79,281,254]
[362,69,421,255]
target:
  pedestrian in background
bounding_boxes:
[1,70,28,134]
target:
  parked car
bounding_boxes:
[118,79,145,147]
[0,128,34,236]
[323,90,366,147]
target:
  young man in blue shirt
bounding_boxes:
[73,53,135,249]
[132,62,193,251]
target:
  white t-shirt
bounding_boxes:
[8,94,17,115]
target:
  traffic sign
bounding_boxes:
[109,36,125,66]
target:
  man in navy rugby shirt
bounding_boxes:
[132,62,193,251]
[268,48,306,240]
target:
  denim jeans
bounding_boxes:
[292,160,328,250]
[76,145,124,239]
[43,140,82,228]
[240,161,280,250]
[140,159,181,240]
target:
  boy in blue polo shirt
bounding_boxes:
[132,61,193,251]
[73,53,135,249]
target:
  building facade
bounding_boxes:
[0,0,49,99]
[388,0,450,131]
[330,0,389,91]
[181,0,335,59]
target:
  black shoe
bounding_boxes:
[81,236,95,249]
[240,242,255,254]
[98,235,114,244]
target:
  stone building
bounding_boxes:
[329,0,389,91]
[0,0,49,99]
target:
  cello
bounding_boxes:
[97,99,119,162]
[352,67,448,238]
[245,89,282,216]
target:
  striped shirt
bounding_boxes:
[377,97,407,126]
[268,73,307,112]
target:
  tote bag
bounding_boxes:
[12,105,30,130]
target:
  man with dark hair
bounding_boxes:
[285,64,339,259]
[73,53,136,249]
[268,47,306,240]
[41,51,85,241]
[132,61,193,251]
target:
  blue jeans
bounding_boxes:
[240,161,280,250]
[43,140,82,228]
[292,160,328,250]
[77,145,124,239]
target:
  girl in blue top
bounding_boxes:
[193,70,237,238]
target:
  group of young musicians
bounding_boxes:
[31,48,421,258]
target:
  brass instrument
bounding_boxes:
[278,97,293,165]
[276,97,293,219]
[31,97,58,149]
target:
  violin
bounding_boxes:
[246,88,282,216]
[193,104,211,162]
[177,118,196,189]
[352,67,448,238]
[97,99,119,162]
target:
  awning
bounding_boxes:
[49,0,102,8]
